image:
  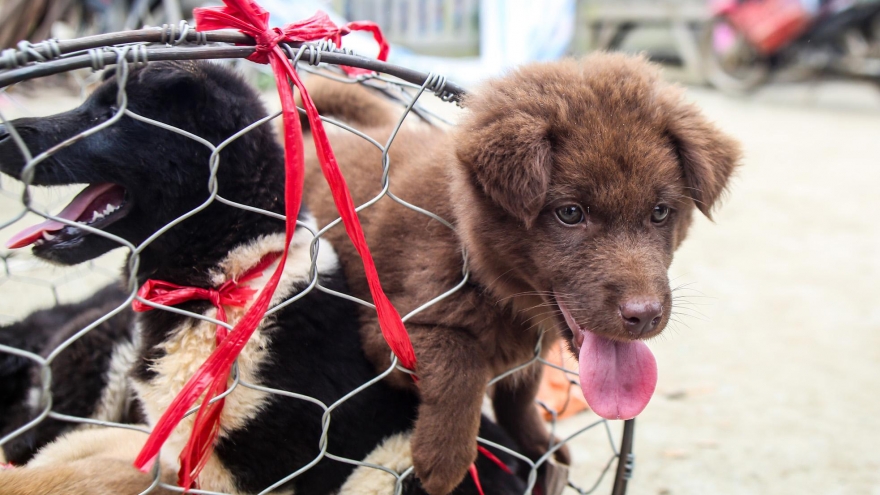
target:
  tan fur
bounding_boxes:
[304,53,740,494]
[1,221,336,495]
[92,339,140,422]
[337,433,413,495]
[0,427,175,495]
[132,222,337,492]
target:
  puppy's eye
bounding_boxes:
[651,205,670,224]
[555,205,584,225]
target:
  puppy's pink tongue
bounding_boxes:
[5,183,118,249]
[578,331,657,420]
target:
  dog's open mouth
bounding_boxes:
[5,183,129,249]
[555,296,658,420]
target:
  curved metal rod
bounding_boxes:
[0,35,467,100]
[52,27,254,56]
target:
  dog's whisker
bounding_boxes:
[514,301,565,316]
[667,317,695,332]
[485,268,519,301]
[525,314,567,334]
[522,310,564,325]
[670,310,709,322]
[671,303,713,311]
[671,301,709,314]
[672,288,712,298]
[671,310,709,321]
[522,301,569,311]
[670,281,701,291]
[672,294,714,300]
[671,286,708,295]
[671,301,713,310]
[498,290,580,303]
[670,296,713,304]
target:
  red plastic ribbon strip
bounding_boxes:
[468,445,514,495]
[131,4,414,488]
[468,463,485,495]
[133,252,280,487]
[477,445,514,475]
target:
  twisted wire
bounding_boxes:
[0,33,627,495]
[0,40,64,70]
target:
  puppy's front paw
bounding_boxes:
[411,428,476,495]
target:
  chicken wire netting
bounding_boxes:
[0,24,635,495]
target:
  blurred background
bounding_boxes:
[1,0,879,494]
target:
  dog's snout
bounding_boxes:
[619,298,662,337]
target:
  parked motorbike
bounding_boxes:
[703,0,880,92]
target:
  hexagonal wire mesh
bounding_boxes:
[0,23,635,495]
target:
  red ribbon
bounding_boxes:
[133,252,280,487]
[468,446,514,495]
[131,3,414,489]
[477,445,513,475]
[468,463,484,495]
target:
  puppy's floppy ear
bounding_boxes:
[455,111,551,227]
[663,93,741,218]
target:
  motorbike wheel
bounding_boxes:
[701,17,771,93]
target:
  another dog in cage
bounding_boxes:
[0,60,527,494]
[0,283,139,465]
[304,52,741,494]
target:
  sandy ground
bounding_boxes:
[1,73,879,494]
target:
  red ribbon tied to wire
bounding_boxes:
[132,253,279,487]
[131,2,415,489]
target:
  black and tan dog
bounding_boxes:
[304,53,741,494]
[0,61,525,494]
[0,282,137,465]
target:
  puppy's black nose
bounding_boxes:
[620,298,662,336]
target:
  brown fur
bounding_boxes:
[303,53,740,495]
[299,76,403,129]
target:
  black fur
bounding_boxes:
[213,271,419,493]
[0,61,527,494]
[0,283,137,464]
[0,61,285,274]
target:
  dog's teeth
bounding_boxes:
[90,210,108,223]
[41,232,55,241]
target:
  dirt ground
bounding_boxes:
[1,73,879,494]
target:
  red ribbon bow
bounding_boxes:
[132,252,280,487]
[196,5,388,74]
[131,2,415,489]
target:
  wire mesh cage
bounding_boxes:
[0,19,636,495]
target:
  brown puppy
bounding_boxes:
[303,53,740,495]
